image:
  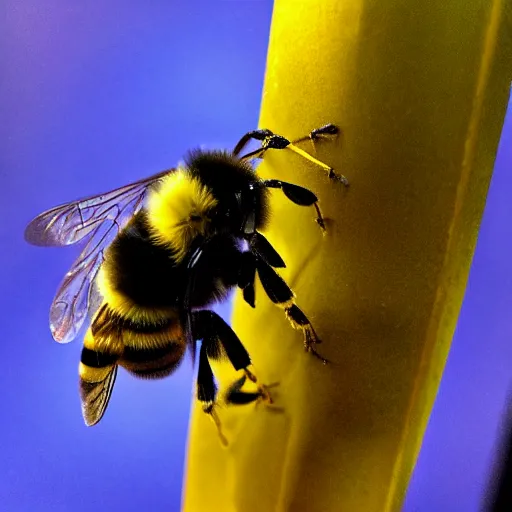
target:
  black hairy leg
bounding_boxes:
[234,124,349,186]
[224,375,261,405]
[284,303,327,364]
[193,310,273,401]
[237,236,327,362]
[196,343,227,446]
[225,374,280,407]
[233,124,338,156]
[248,231,285,268]
[233,128,290,156]
[263,179,327,231]
[238,232,286,308]
[192,310,274,444]
[255,257,329,364]
[193,310,251,370]
[238,251,257,308]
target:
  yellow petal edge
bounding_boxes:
[183,1,512,511]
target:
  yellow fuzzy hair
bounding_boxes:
[79,362,112,383]
[146,169,218,263]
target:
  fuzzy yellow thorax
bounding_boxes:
[146,169,218,262]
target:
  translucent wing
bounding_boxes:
[26,168,176,343]
[87,272,104,324]
[80,365,118,426]
[24,169,171,247]
[50,218,117,343]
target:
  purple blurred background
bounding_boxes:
[1,2,510,511]
[404,93,512,510]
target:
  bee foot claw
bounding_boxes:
[316,218,327,232]
[328,168,349,186]
[310,124,339,139]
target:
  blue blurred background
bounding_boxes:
[1,2,510,511]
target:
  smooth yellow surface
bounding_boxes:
[183,1,512,511]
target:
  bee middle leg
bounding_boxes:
[263,179,327,231]
[238,233,287,308]
[196,342,228,446]
[238,251,328,364]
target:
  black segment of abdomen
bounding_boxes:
[119,343,185,379]
[81,347,117,368]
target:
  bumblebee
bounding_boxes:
[25,124,347,441]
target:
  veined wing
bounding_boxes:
[50,218,117,343]
[24,168,172,247]
[29,168,176,343]
[80,365,118,426]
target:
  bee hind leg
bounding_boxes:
[225,375,280,410]
[192,310,276,408]
[196,342,228,446]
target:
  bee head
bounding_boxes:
[147,151,270,261]
[184,150,269,237]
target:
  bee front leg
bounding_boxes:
[235,124,349,186]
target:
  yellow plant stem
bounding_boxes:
[183,1,511,511]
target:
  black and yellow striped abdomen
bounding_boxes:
[79,302,187,426]
[81,303,187,378]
